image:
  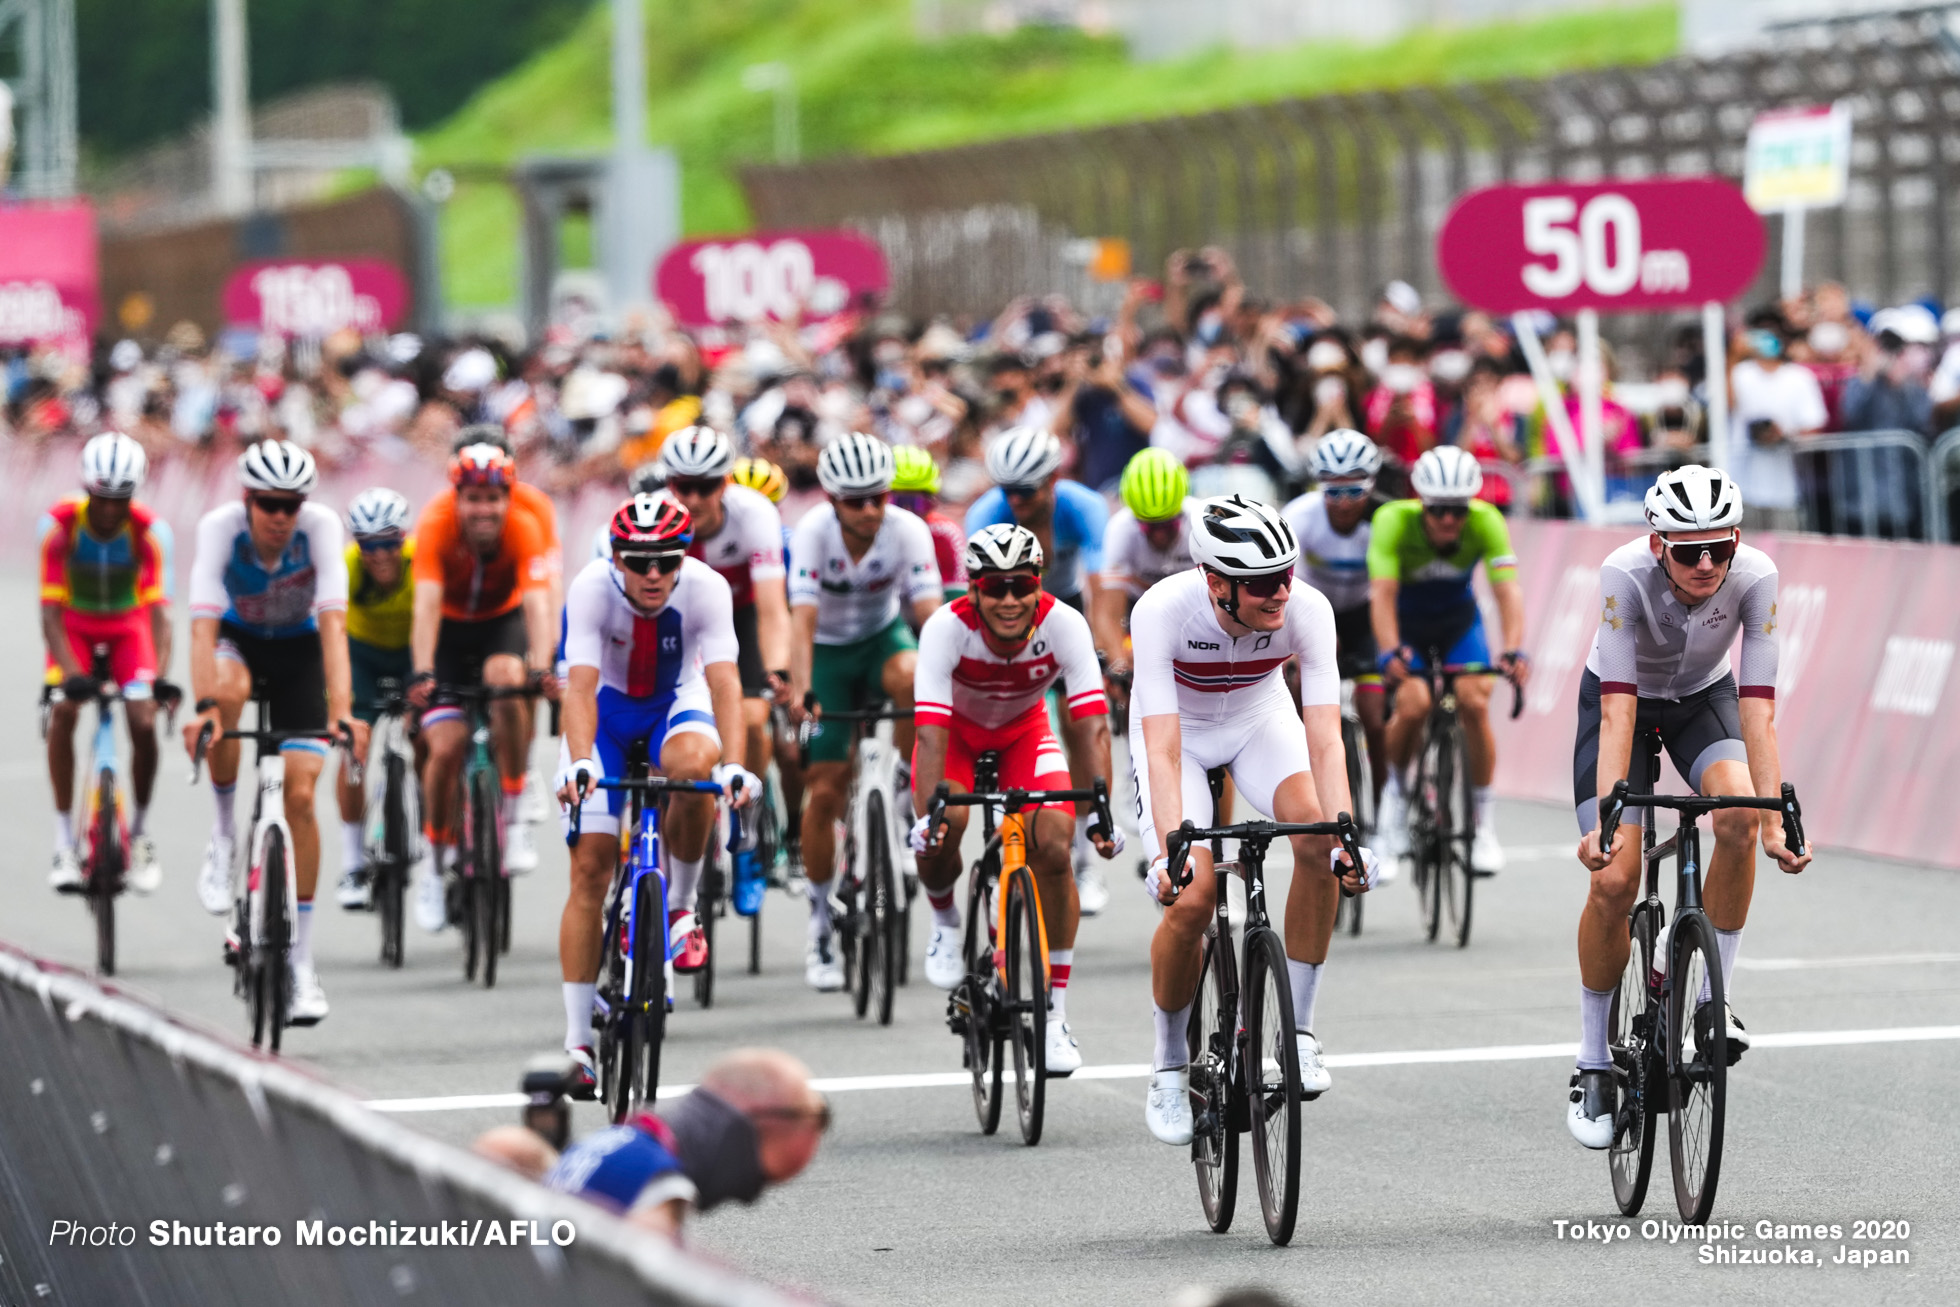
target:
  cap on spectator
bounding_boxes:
[1381,280,1423,317]
[109,340,143,373]
[1871,304,1939,345]
[443,347,499,394]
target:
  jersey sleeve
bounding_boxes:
[1365,502,1405,581]
[37,509,71,604]
[1053,605,1109,720]
[745,500,787,583]
[562,564,608,671]
[1592,560,1644,695]
[509,510,551,593]
[133,516,167,608]
[687,567,741,670]
[1069,483,1109,576]
[305,506,349,613]
[899,513,943,607]
[1735,567,1781,699]
[1100,512,1139,588]
[188,506,236,620]
[787,514,824,609]
[1129,586,1178,718]
[1471,502,1519,585]
[1290,588,1341,709]
[912,609,957,729]
[147,517,176,604]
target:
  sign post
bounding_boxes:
[1438,177,1766,506]
[1744,103,1852,300]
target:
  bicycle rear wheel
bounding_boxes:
[1004,867,1047,1146]
[1668,913,1726,1223]
[1188,925,1238,1233]
[1610,900,1660,1215]
[694,845,721,1009]
[377,752,408,967]
[866,791,898,1027]
[1414,742,1444,942]
[1440,722,1475,949]
[1243,928,1303,1245]
[91,772,121,975]
[472,769,502,989]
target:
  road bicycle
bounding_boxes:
[436,682,535,989]
[926,759,1112,1147]
[1332,676,1375,939]
[568,749,728,1123]
[1400,652,1520,949]
[1165,769,1364,1246]
[359,677,420,968]
[802,700,914,1026]
[1599,731,1807,1223]
[195,700,355,1053]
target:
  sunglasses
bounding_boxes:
[1002,483,1044,500]
[750,1095,832,1134]
[1237,569,1293,600]
[1322,483,1371,502]
[1661,534,1738,568]
[1422,503,1470,521]
[252,495,305,517]
[615,551,684,575]
[669,477,724,498]
[973,574,1042,599]
[356,538,403,553]
[839,493,887,510]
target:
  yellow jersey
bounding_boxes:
[344,536,415,650]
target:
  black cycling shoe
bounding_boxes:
[1566,1068,1616,1150]
[1694,1001,1748,1066]
[566,1046,598,1101]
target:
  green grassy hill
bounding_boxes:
[417,0,1679,309]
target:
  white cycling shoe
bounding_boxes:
[49,847,83,894]
[288,963,329,1026]
[503,824,539,875]
[923,924,964,990]
[196,835,236,915]
[518,770,549,824]
[1075,864,1110,917]
[1045,1020,1082,1076]
[1471,824,1506,875]
[1377,783,1410,861]
[1296,1031,1332,1097]
[1146,1068,1194,1145]
[127,836,162,894]
[805,935,844,992]
[413,860,448,934]
[1567,1068,1616,1150]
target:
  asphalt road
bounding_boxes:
[3,568,1954,1306]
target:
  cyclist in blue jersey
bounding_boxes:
[963,427,1108,613]
[182,440,352,1027]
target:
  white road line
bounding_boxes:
[362,1024,1960,1112]
[1738,951,1960,971]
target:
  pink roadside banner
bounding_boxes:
[656,229,888,327]
[1490,519,1960,868]
[221,258,412,337]
[0,203,100,344]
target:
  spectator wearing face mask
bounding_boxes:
[1728,307,1827,533]
[1363,335,1438,465]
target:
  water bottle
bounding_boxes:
[1649,919,1672,990]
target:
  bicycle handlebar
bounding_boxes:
[924,777,1115,849]
[1164,811,1365,894]
[565,773,730,845]
[1597,778,1806,859]
[191,720,360,786]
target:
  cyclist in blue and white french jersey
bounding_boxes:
[964,427,1109,612]
[554,494,756,1096]
[182,440,352,1027]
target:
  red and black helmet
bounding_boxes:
[610,493,692,553]
[450,442,516,489]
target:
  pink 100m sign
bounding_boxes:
[222,259,411,337]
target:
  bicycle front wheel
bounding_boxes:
[1414,741,1444,943]
[1004,867,1047,1146]
[866,791,898,1027]
[257,827,292,1053]
[472,768,502,988]
[1610,900,1660,1215]
[91,771,120,975]
[1188,926,1239,1233]
[1441,722,1475,949]
[1668,913,1726,1223]
[962,862,1003,1136]
[378,752,408,967]
[1243,928,1303,1245]
[614,873,668,1122]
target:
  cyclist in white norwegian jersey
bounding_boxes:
[1131,495,1376,1147]
[1281,429,1389,822]
[1565,467,1810,1150]
[909,525,1124,1074]
[554,495,756,1096]
[787,434,942,991]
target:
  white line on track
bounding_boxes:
[362,1023,1960,1112]
[1738,951,1960,971]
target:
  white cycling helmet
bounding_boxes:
[347,487,412,541]
[659,425,736,479]
[80,431,147,498]
[1644,464,1743,533]
[1191,494,1300,577]
[985,426,1065,489]
[239,439,318,495]
[1410,445,1483,504]
[1311,428,1381,483]
[817,432,895,497]
[964,523,1044,576]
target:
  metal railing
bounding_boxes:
[0,942,816,1307]
[1930,425,1960,543]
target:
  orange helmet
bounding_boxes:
[450,442,516,490]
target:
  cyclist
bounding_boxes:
[658,427,792,916]
[889,444,968,602]
[333,488,415,910]
[1368,446,1529,873]
[964,427,1107,613]
[555,494,757,1092]
[1282,429,1389,830]
[41,432,177,894]
[1566,466,1810,1148]
[406,443,557,931]
[182,439,351,1027]
[788,433,942,991]
[909,525,1124,1074]
[730,455,789,507]
[730,453,807,873]
[1094,448,1195,669]
[1131,495,1377,1146]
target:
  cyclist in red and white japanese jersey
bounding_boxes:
[553,495,757,1090]
[1130,495,1376,1147]
[909,524,1123,1075]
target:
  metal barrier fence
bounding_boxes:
[0,943,816,1307]
[741,11,1960,340]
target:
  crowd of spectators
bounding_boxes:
[5,250,1955,537]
